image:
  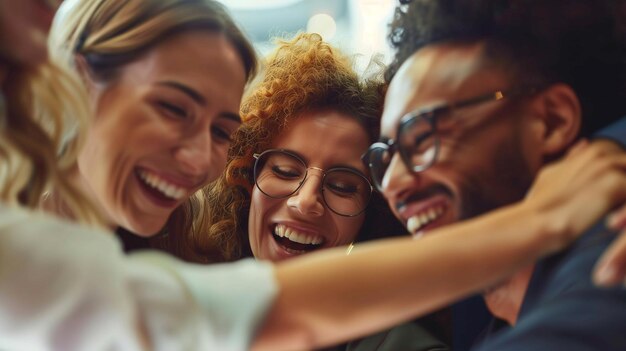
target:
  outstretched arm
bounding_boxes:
[1,140,622,351]
[253,140,626,351]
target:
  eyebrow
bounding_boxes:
[157,81,206,105]
[333,163,368,176]
[157,80,242,123]
[284,149,368,175]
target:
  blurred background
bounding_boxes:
[217,0,397,72]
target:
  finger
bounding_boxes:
[593,229,626,287]
[565,139,589,159]
[580,153,626,186]
[555,140,620,183]
[607,203,626,230]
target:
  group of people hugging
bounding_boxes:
[2,0,626,350]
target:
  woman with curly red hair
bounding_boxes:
[4,1,625,350]
[156,32,451,350]
[158,33,407,263]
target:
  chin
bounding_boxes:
[123,219,167,238]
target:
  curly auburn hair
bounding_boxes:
[386,0,626,136]
[162,33,406,262]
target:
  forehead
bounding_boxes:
[274,110,368,144]
[271,110,370,168]
[116,31,246,110]
[381,41,511,137]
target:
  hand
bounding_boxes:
[593,206,626,287]
[523,139,626,252]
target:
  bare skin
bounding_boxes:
[253,139,626,351]
[5,1,626,349]
[594,139,626,288]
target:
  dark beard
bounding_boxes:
[458,135,535,221]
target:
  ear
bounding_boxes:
[533,83,581,157]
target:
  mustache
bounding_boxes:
[395,184,453,211]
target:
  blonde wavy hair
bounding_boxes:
[0,59,102,225]
[47,0,257,235]
[161,33,395,262]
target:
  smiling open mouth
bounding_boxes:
[272,224,325,254]
[406,205,446,235]
[136,168,187,203]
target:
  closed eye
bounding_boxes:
[326,181,358,195]
[272,166,301,179]
[157,101,188,118]
[211,125,231,143]
[414,130,435,145]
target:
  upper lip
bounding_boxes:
[137,166,206,190]
[273,221,321,235]
[272,220,327,242]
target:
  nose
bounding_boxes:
[173,131,213,178]
[286,170,325,217]
[381,153,421,202]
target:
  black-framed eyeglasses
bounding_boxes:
[253,149,373,217]
[363,88,538,191]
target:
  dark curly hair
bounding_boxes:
[386,0,626,136]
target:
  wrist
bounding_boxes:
[516,199,573,256]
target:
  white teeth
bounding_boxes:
[427,209,437,220]
[274,224,324,246]
[138,169,187,200]
[406,206,445,235]
[275,224,285,237]
[407,216,420,234]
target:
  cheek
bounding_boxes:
[439,125,514,182]
[79,119,124,174]
[248,190,273,248]
[448,137,531,217]
[209,146,229,183]
[77,127,109,186]
[335,215,365,245]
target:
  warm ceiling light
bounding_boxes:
[307,13,337,40]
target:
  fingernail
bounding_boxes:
[594,263,617,287]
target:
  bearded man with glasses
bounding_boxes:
[368,0,626,350]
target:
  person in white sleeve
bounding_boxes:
[1,0,626,351]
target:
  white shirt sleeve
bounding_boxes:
[0,206,278,351]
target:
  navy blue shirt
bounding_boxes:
[474,117,626,351]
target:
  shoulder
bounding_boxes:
[523,220,617,307]
[474,222,626,351]
[594,115,626,148]
[0,204,122,261]
[474,288,626,351]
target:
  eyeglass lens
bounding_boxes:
[399,115,438,171]
[367,115,438,190]
[254,151,371,216]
